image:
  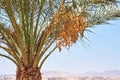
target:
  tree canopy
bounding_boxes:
[0,0,120,69]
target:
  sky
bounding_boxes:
[0,19,120,75]
[42,20,120,74]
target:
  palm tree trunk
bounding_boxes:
[16,67,42,80]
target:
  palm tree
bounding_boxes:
[0,0,120,80]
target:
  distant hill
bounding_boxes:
[42,71,78,78]
[1,70,120,80]
[81,70,120,77]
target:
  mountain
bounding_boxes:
[0,70,120,80]
[0,74,15,80]
[100,70,120,76]
[81,70,120,77]
[42,71,78,78]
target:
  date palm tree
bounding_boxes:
[0,0,120,80]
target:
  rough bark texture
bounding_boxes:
[16,67,42,80]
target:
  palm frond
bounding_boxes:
[87,7,120,27]
[0,53,19,66]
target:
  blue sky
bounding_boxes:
[0,19,120,75]
[42,20,120,74]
